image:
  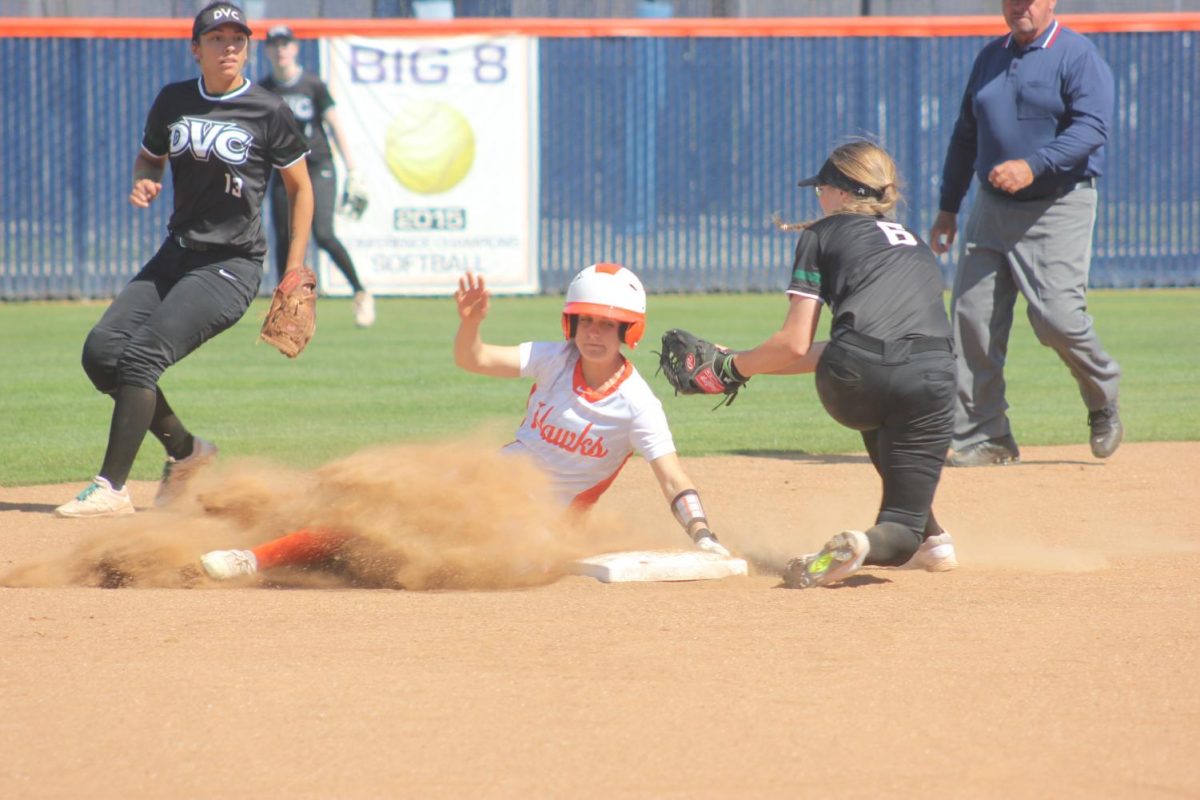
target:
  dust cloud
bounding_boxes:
[1,439,663,591]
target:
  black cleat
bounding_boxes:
[946,434,1021,467]
[1088,405,1123,459]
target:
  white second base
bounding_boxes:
[569,549,749,583]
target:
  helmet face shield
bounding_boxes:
[560,263,647,347]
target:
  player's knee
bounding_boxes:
[81,328,121,393]
[116,347,168,391]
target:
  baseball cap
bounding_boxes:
[266,25,296,44]
[192,2,253,41]
[797,158,883,200]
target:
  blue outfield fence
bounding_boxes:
[1,30,1197,299]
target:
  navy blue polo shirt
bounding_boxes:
[938,20,1114,211]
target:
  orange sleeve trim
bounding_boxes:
[4,14,1200,39]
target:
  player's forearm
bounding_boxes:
[453,320,487,371]
[132,152,165,183]
[331,128,356,173]
[453,322,515,376]
[733,330,814,377]
[760,340,826,375]
[649,456,709,539]
[325,111,356,172]
[284,184,314,270]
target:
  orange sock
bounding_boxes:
[251,528,352,570]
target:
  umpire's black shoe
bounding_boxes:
[945,434,1021,467]
[1088,404,1123,459]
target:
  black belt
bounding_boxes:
[998,177,1096,203]
[1053,177,1096,197]
[834,329,953,355]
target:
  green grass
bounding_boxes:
[1,289,1197,486]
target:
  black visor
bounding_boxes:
[797,159,884,200]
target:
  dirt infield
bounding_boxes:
[2,442,1198,799]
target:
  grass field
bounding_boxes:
[1,288,1196,487]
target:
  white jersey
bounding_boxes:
[503,340,676,509]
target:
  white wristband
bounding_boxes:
[670,489,708,529]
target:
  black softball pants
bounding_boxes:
[79,238,261,485]
[269,162,363,291]
[82,238,261,393]
[815,331,956,566]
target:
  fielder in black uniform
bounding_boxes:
[56,2,314,518]
[261,25,375,328]
[717,141,959,588]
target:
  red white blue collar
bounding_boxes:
[1005,18,1060,51]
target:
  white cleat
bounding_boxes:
[353,290,376,328]
[55,476,135,518]
[783,530,869,589]
[199,549,258,581]
[155,437,218,507]
[902,531,959,572]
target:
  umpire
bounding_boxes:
[929,0,1123,467]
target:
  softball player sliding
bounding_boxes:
[55,2,313,519]
[198,263,729,580]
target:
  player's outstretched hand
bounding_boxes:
[129,179,162,208]
[456,271,490,323]
[693,528,732,558]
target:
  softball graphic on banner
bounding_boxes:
[385,99,476,195]
[320,35,539,296]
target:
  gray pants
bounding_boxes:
[950,186,1121,449]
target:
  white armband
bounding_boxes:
[670,489,708,530]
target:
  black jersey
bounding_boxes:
[787,213,952,341]
[141,78,309,256]
[259,70,334,165]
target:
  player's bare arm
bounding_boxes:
[762,341,828,376]
[928,210,958,255]
[324,107,356,173]
[647,455,703,535]
[648,453,731,556]
[729,294,820,377]
[454,272,521,377]
[129,150,166,208]
[278,159,314,272]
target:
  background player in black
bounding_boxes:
[56,2,314,518]
[261,25,375,328]
[707,141,959,588]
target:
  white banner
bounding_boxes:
[318,35,539,295]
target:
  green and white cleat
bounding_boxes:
[783,530,869,589]
[55,476,135,518]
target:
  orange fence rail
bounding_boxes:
[2,13,1200,39]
